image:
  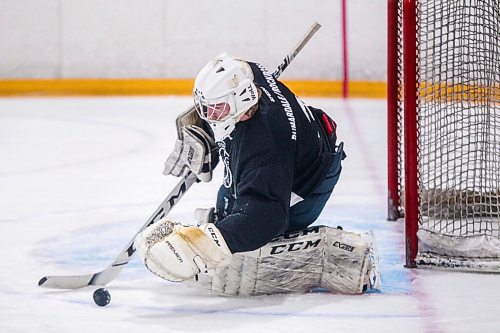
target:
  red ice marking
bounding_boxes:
[410,271,443,333]
[341,0,349,98]
[343,101,385,205]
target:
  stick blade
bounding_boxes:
[38,265,122,289]
[38,274,95,289]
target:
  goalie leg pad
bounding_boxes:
[185,225,377,296]
[320,227,371,294]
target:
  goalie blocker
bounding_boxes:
[136,220,380,296]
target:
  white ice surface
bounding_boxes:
[0,96,498,333]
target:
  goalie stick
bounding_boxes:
[38,21,322,290]
[38,171,198,289]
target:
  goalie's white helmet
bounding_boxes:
[194,53,259,140]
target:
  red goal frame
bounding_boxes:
[387,0,418,268]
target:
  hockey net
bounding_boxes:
[388,0,500,272]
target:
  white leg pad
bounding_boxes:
[185,225,379,296]
[321,227,371,294]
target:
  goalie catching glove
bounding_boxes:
[163,106,218,182]
[134,218,232,282]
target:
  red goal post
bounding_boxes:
[387,0,500,271]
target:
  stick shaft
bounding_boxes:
[273,21,322,79]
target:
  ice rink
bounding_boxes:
[0,96,498,333]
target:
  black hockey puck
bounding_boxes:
[93,288,111,307]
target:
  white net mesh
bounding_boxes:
[415,0,500,270]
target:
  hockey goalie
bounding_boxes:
[134,54,380,296]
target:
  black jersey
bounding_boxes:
[215,62,337,253]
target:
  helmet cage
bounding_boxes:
[194,90,236,123]
[194,78,257,125]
